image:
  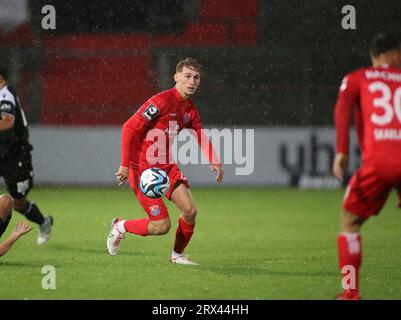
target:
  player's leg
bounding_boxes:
[4,152,53,245]
[125,167,171,236]
[120,195,171,236]
[170,183,197,253]
[0,194,14,238]
[14,196,43,225]
[112,214,171,236]
[336,209,366,300]
[166,166,198,265]
[336,166,389,300]
[107,167,171,256]
[107,199,171,256]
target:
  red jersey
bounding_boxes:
[121,87,219,169]
[335,65,401,169]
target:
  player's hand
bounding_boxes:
[333,153,348,181]
[116,165,129,186]
[12,220,32,238]
[211,164,224,184]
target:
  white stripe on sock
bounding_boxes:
[24,201,33,214]
[342,232,361,254]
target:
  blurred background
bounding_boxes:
[0,0,400,186]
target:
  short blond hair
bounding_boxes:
[176,58,202,76]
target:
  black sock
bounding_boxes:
[0,214,12,238]
[18,202,45,225]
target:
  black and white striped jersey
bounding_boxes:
[0,85,32,157]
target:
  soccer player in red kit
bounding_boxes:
[107,58,223,265]
[333,33,401,300]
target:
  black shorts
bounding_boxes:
[0,151,34,199]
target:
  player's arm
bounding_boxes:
[117,115,149,186]
[0,220,32,257]
[0,100,15,132]
[117,101,161,186]
[190,110,224,183]
[333,74,360,181]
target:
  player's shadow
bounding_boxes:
[49,243,149,257]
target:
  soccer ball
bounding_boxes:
[139,168,170,198]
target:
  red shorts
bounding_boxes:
[343,165,401,218]
[129,164,190,221]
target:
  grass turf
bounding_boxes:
[0,186,400,300]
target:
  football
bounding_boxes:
[139,168,170,198]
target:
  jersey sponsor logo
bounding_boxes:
[165,121,180,135]
[142,104,160,121]
[149,205,160,216]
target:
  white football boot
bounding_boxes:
[37,216,53,245]
[170,253,199,266]
[107,218,125,256]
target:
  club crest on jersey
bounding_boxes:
[150,205,160,217]
[183,113,191,124]
[142,104,160,121]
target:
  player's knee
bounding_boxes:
[0,194,13,219]
[13,197,27,212]
[341,210,365,232]
[0,194,14,209]
[182,206,197,222]
[154,220,171,235]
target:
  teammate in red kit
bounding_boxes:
[333,33,401,300]
[107,58,223,265]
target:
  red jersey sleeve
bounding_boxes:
[334,71,361,154]
[120,98,164,167]
[190,108,221,166]
[120,114,148,167]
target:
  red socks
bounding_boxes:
[337,233,362,295]
[124,218,150,236]
[122,217,195,252]
[174,217,195,254]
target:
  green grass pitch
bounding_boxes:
[0,186,400,300]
